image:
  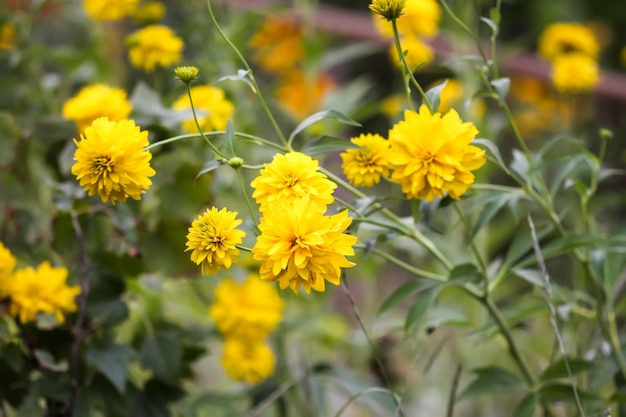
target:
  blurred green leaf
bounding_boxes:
[458,366,524,401]
[289,110,361,142]
[377,280,439,316]
[539,383,603,403]
[425,79,448,113]
[490,78,509,105]
[86,340,135,394]
[140,327,183,382]
[301,135,360,155]
[473,138,513,176]
[405,286,439,336]
[514,393,537,417]
[540,357,595,382]
[217,69,256,93]
[34,350,68,372]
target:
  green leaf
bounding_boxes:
[405,287,439,336]
[539,383,603,403]
[458,366,524,401]
[489,7,501,27]
[86,341,134,394]
[473,138,512,175]
[425,79,448,113]
[471,192,522,238]
[300,135,361,156]
[540,357,595,382]
[511,268,544,287]
[195,159,224,179]
[516,234,606,269]
[503,223,553,270]
[480,17,498,37]
[289,110,361,142]
[140,328,183,381]
[514,393,537,417]
[217,69,256,93]
[448,263,483,284]
[34,350,68,372]
[377,280,439,316]
[490,77,510,105]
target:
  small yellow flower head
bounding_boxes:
[126,25,183,72]
[0,23,16,50]
[374,0,441,39]
[221,338,275,384]
[71,117,156,204]
[249,16,303,74]
[390,34,434,70]
[340,133,393,187]
[388,105,486,202]
[538,22,600,61]
[7,262,80,324]
[132,1,165,24]
[370,0,407,22]
[551,53,599,94]
[172,85,234,133]
[380,94,405,118]
[250,152,337,213]
[62,84,133,133]
[0,241,17,299]
[174,66,199,84]
[209,275,284,341]
[186,207,246,275]
[252,201,358,294]
[83,0,139,21]
[275,71,335,121]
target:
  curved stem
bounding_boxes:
[357,244,447,282]
[185,84,229,159]
[144,131,286,152]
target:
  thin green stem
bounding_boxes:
[333,387,402,417]
[144,131,285,152]
[453,202,488,275]
[356,245,447,282]
[185,84,229,159]
[234,169,258,227]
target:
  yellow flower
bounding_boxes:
[340,133,392,187]
[551,53,599,94]
[62,84,133,133]
[221,338,275,384]
[186,207,246,275]
[250,152,337,213]
[71,117,156,204]
[0,242,17,299]
[172,85,234,133]
[83,0,138,21]
[127,25,183,72]
[252,201,358,294]
[0,23,16,50]
[621,46,626,69]
[369,0,407,22]
[275,70,335,121]
[538,22,600,61]
[7,262,80,324]
[132,1,165,24]
[374,0,441,39]
[388,105,485,201]
[380,94,405,118]
[209,274,284,341]
[249,16,303,74]
[510,75,548,104]
[390,34,433,70]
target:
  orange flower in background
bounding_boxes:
[275,70,335,120]
[249,15,304,74]
[0,23,16,50]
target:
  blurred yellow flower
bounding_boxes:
[221,338,275,384]
[7,262,80,324]
[551,53,599,94]
[71,117,155,204]
[340,133,392,187]
[538,22,600,61]
[126,25,183,72]
[209,275,284,341]
[380,94,405,118]
[62,84,133,133]
[132,1,165,24]
[172,85,234,133]
[369,0,407,22]
[252,201,357,294]
[186,207,246,275]
[83,0,138,21]
[620,45,626,69]
[510,75,548,104]
[249,16,303,74]
[390,34,433,70]
[275,70,335,121]
[250,152,337,213]
[0,23,16,50]
[374,0,441,39]
[388,105,485,201]
[0,242,17,299]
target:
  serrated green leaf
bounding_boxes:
[514,393,537,417]
[540,357,595,382]
[490,77,510,105]
[300,135,361,155]
[377,280,438,316]
[289,110,361,142]
[458,366,524,401]
[425,79,448,113]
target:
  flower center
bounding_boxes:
[356,151,375,167]
[284,174,299,187]
[422,151,434,164]
[92,155,114,176]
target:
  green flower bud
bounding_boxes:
[174,66,200,84]
[369,0,407,22]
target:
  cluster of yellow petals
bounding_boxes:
[0,23,16,50]
[83,0,138,21]
[62,84,133,133]
[71,117,156,204]
[551,53,599,94]
[126,25,183,72]
[172,85,234,133]
[538,22,600,62]
[220,338,276,385]
[0,242,17,299]
[340,133,393,187]
[185,207,246,275]
[249,16,304,74]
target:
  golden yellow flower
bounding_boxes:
[71,117,155,204]
[250,152,337,213]
[275,70,335,121]
[0,242,17,299]
[62,84,133,133]
[551,52,599,94]
[221,338,275,384]
[83,0,138,21]
[538,22,600,61]
[388,105,486,201]
[186,207,246,275]
[209,274,284,341]
[374,0,441,39]
[340,133,392,187]
[172,85,234,133]
[380,94,405,118]
[126,25,183,72]
[369,0,407,21]
[252,201,358,294]
[249,16,303,74]
[7,262,80,324]
[390,34,434,70]
[0,23,16,50]
[132,1,165,24]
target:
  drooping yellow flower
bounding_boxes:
[0,23,16,50]
[252,201,358,294]
[0,242,17,299]
[7,262,80,324]
[221,338,275,384]
[275,70,335,121]
[538,22,600,61]
[62,84,133,133]
[209,275,284,341]
[374,0,441,39]
[126,25,183,72]
[551,52,599,94]
[172,85,234,133]
[340,133,392,187]
[249,16,303,74]
[250,152,337,213]
[388,105,485,201]
[186,207,246,275]
[83,0,138,21]
[132,1,165,24]
[389,34,433,70]
[71,117,155,204]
